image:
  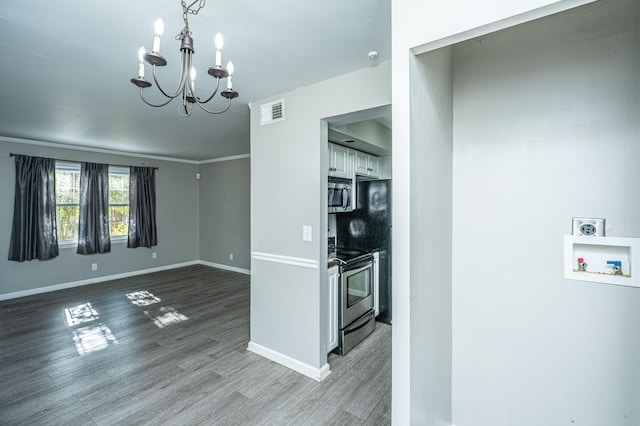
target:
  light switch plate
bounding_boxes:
[303,225,312,242]
[572,217,605,236]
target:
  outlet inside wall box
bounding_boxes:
[572,217,605,236]
[91,263,98,271]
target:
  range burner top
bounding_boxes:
[329,248,370,264]
[336,248,364,257]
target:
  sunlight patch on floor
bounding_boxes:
[125,290,161,306]
[64,302,119,356]
[64,302,99,326]
[143,306,188,328]
[71,323,119,356]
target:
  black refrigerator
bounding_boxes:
[336,179,392,325]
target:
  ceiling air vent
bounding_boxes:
[260,99,285,125]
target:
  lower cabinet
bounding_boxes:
[328,265,339,353]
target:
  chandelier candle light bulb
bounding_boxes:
[189,67,197,90]
[226,61,234,89]
[153,18,164,53]
[138,47,146,78]
[215,33,223,66]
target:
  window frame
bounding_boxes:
[107,166,130,243]
[55,162,81,248]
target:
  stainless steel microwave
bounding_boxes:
[328,177,353,213]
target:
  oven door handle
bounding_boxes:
[344,310,375,335]
[342,257,373,273]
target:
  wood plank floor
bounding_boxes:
[0,265,391,425]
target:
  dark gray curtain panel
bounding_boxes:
[77,162,111,255]
[128,166,157,248]
[8,154,59,262]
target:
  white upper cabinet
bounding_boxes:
[354,150,380,178]
[328,142,381,179]
[328,143,351,179]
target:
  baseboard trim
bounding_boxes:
[197,260,250,275]
[247,341,331,382]
[0,260,251,301]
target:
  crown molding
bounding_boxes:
[199,153,251,164]
[1,136,249,165]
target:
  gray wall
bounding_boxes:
[0,140,199,296]
[451,1,640,424]
[199,157,251,271]
[250,63,391,370]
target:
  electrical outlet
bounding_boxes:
[152,252,157,259]
[229,253,234,261]
[572,217,605,236]
[91,263,98,271]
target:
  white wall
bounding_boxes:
[400,0,593,54]
[392,0,597,424]
[451,1,639,424]
[250,63,391,374]
[409,47,454,425]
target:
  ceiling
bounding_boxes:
[0,0,390,161]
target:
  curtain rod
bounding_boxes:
[9,153,159,170]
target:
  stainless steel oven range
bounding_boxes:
[333,249,376,355]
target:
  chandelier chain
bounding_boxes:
[176,0,207,40]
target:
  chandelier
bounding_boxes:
[130,0,238,117]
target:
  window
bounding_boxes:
[108,167,130,238]
[55,163,81,242]
[54,163,130,243]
